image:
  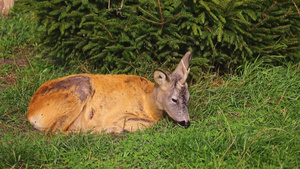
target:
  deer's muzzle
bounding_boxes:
[177,120,190,128]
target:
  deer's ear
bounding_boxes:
[154,69,169,86]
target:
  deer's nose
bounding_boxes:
[178,120,190,128]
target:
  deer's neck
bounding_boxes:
[145,88,164,121]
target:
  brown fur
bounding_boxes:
[28,74,161,133]
[27,51,192,134]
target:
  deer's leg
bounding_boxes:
[123,118,156,132]
[102,126,129,134]
[94,117,155,134]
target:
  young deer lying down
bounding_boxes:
[27,51,192,134]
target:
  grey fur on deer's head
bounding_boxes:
[153,51,192,128]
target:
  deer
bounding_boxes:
[27,51,192,134]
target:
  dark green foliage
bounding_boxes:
[180,0,300,70]
[22,0,299,77]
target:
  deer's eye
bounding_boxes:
[172,98,178,103]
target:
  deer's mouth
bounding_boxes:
[177,120,190,128]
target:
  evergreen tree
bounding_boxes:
[22,0,300,78]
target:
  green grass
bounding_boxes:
[1,56,299,168]
[0,4,42,59]
[1,4,299,169]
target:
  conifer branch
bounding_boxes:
[291,0,300,17]
[224,0,235,16]
[251,18,268,30]
[264,0,277,14]
[108,0,124,16]
[231,18,251,25]
[138,7,159,21]
[125,12,134,27]
[98,23,113,39]
[157,0,164,24]
[94,35,115,42]
[140,16,160,25]
[164,13,183,24]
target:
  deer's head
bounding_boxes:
[153,51,192,128]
